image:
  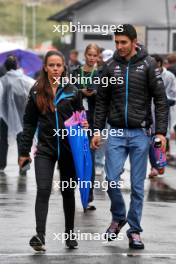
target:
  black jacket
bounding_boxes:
[19,83,83,158]
[94,47,168,135]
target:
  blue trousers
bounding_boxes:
[105,128,150,235]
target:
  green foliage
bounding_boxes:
[0,0,64,48]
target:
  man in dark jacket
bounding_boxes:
[91,24,168,249]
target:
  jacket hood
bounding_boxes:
[113,44,148,64]
[6,69,24,77]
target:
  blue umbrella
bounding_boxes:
[0,49,42,78]
[64,111,92,209]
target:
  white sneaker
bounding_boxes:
[95,166,103,176]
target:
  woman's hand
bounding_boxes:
[81,120,89,129]
[81,89,96,97]
[18,156,32,168]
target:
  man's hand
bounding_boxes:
[91,135,101,150]
[18,156,32,168]
[155,134,166,151]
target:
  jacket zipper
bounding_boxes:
[53,91,74,160]
[125,62,130,128]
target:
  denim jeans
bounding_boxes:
[105,128,150,235]
[95,140,105,168]
[95,123,109,168]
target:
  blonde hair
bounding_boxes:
[84,43,100,56]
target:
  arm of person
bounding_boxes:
[72,67,96,97]
[91,64,111,149]
[165,71,176,105]
[148,59,169,150]
[18,88,39,167]
[0,80,3,119]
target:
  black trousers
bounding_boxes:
[34,144,76,235]
[0,119,22,169]
[87,116,95,204]
[89,148,95,203]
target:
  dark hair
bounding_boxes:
[151,54,163,66]
[99,47,105,53]
[4,55,18,71]
[70,49,79,56]
[114,24,137,41]
[36,50,66,113]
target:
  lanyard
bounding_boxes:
[80,66,96,88]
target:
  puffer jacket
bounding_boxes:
[19,83,83,158]
[94,46,168,135]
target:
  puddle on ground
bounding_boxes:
[147,177,176,202]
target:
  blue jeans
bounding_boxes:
[95,140,105,167]
[105,128,150,235]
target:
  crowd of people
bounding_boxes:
[0,24,176,252]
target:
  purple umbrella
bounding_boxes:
[0,49,42,77]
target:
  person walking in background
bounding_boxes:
[166,53,176,76]
[91,24,168,249]
[0,65,6,77]
[97,47,104,68]
[0,64,6,173]
[0,56,35,174]
[149,54,176,177]
[18,50,88,251]
[67,49,81,74]
[95,49,114,176]
[72,43,100,211]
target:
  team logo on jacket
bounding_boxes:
[114,65,121,74]
[136,64,145,72]
[154,68,161,79]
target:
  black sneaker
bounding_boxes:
[84,204,96,213]
[128,232,144,249]
[105,219,127,241]
[29,234,46,252]
[65,232,78,249]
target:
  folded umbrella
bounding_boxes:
[64,110,92,209]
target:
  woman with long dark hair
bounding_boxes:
[18,50,88,251]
